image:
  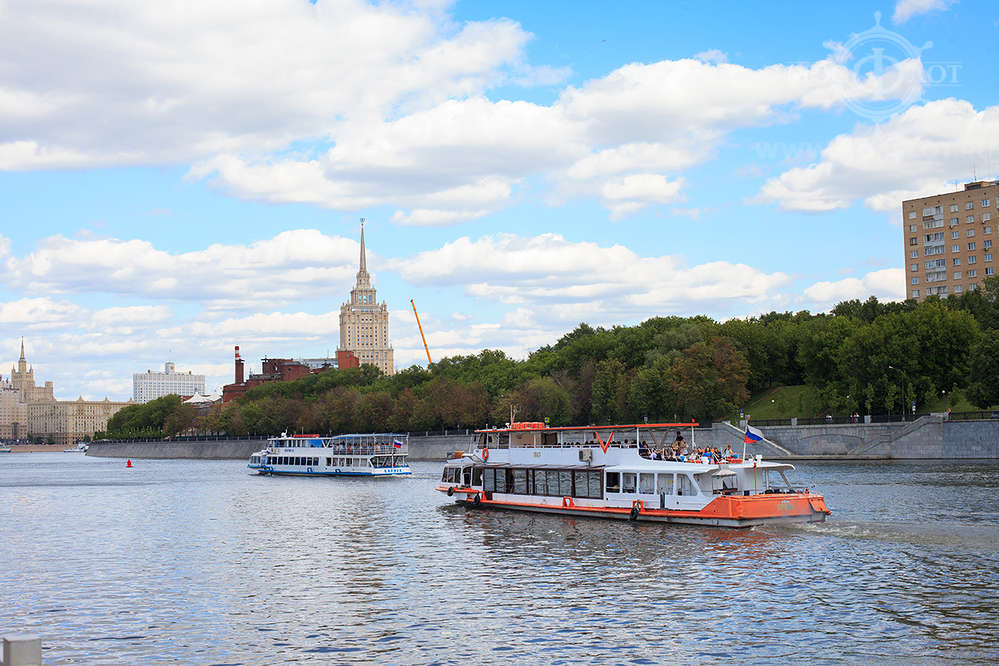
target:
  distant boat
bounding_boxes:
[0,446,11,454]
[249,433,411,478]
[64,441,89,453]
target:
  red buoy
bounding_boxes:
[126,459,132,468]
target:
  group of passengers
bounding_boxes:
[639,433,738,463]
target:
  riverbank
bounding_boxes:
[2,444,83,453]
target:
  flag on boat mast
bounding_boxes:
[393,439,403,449]
[744,424,764,444]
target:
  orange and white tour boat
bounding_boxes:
[437,422,830,527]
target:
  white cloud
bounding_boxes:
[802,268,906,309]
[0,1,531,170]
[2,229,363,309]
[893,0,955,23]
[755,99,999,212]
[391,233,794,324]
[198,56,925,221]
[693,49,728,64]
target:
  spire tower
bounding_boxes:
[356,218,370,288]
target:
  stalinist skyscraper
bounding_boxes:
[338,221,394,376]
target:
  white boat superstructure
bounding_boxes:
[64,441,89,452]
[438,422,830,527]
[249,433,411,477]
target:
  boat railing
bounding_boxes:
[324,445,406,455]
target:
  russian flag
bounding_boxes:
[744,424,764,444]
[393,439,403,449]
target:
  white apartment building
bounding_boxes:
[133,362,206,403]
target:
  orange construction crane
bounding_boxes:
[410,299,432,365]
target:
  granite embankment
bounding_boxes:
[86,433,471,462]
[85,417,999,461]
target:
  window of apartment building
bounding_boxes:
[968,269,977,278]
[952,244,960,252]
[953,257,961,265]
[910,264,918,272]
[950,217,959,227]
[968,229,976,237]
[968,283,978,291]
[908,210,917,219]
[953,271,962,279]
[926,259,944,269]
[969,255,977,264]
[935,205,942,214]
[927,232,944,242]
[926,246,944,256]
[950,204,959,212]
[987,253,994,262]
[966,202,974,210]
[983,199,990,207]
[952,230,960,239]
[966,215,975,223]
[910,224,918,232]
[910,249,918,258]
[955,285,963,293]
[911,277,919,284]
[969,242,977,251]
[985,213,992,222]
[988,267,996,276]
[912,289,920,297]
[986,240,993,249]
[986,226,994,234]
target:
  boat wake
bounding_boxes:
[772,519,999,551]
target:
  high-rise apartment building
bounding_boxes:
[338,223,394,376]
[133,362,206,403]
[903,180,998,300]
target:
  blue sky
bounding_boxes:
[1,0,998,400]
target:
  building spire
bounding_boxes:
[355,218,370,288]
[19,337,25,362]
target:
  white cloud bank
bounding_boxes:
[755,100,999,212]
[0,1,925,222]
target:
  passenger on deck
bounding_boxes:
[724,444,736,459]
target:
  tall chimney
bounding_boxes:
[235,345,245,384]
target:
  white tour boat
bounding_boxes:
[64,441,89,452]
[437,422,830,528]
[248,433,411,477]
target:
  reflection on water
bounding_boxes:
[1,455,997,663]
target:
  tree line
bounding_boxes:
[100,281,999,439]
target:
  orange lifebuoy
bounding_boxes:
[482,447,489,461]
[562,496,575,508]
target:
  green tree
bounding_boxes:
[966,336,999,408]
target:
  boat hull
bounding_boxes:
[250,464,411,477]
[438,486,829,528]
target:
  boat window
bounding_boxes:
[512,469,527,493]
[545,470,559,496]
[326,457,331,466]
[498,434,510,449]
[678,474,696,496]
[472,466,482,486]
[462,467,471,485]
[441,468,448,482]
[572,470,588,497]
[588,470,602,498]
[496,469,509,493]
[558,470,572,496]
[639,473,655,494]
[606,472,621,493]
[483,468,495,492]
[657,473,674,495]
[622,472,637,493]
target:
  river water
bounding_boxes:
[1,453,997,664]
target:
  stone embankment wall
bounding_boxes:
[86,433,475,462]
[757,416,999,459]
